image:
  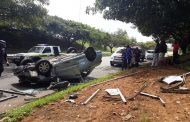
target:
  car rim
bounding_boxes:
[39,62,50,73]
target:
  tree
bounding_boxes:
[90,0,190,54]
[0,0,49,28]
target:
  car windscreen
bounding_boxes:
[28,47,44,53]
[116,49,124,53]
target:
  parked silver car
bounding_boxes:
[13,47,102,84]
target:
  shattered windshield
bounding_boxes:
[28,46,44,53]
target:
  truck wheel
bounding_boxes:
[84,47,96,61]
[35,60,52,76]
[20,59,33,65]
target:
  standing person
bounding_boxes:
[135,47,141,67]
[151,40,160,67]
[159,39,167,60]
[121,48,127,70]
[0,40,9,77]
[172,41,180,64]
[125,45,132,68]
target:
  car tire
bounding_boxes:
[110,62,114,66]
[84,47,96,62]
[20,59,33,65]
[35,60,52,76]
[67,47,77,53]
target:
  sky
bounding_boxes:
[47,0,153,42]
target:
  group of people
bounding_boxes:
[151,39,167,67]
[151,39,180,67]
[121,45,141,70]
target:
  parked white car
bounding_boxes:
[110,47,125,66]
[145,50,154,60]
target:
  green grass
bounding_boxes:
[3,71,127,122]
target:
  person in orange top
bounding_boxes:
[172,41,180,64]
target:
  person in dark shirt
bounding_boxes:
[0,40,9,77]
[121,48,127,70]
[125,45,132,68]
[151,40,160,67]
[159,39,167,60]
[134,47,141,67]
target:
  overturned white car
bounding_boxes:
[13,47,102,84]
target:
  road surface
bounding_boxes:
[0,57,121,113]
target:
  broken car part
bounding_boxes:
[125,82,149,100]
[82,89,100,105]
[0,89,34,96]
[47,81,70,90]
[10,88,36,97]
[69,94,78,99]
[117,88,127,104]
[161,76,183,84]
[105,89,120,96]
[0,95,18,102]
[139,92,165,107]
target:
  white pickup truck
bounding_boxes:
[8,44,61,66]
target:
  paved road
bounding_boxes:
[0,56,121,113]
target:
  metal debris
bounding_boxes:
[161,76,183,84]
[0,95,18,102]
[139,92,166,107]
[0,89,35,96]
[47,81,70,90]
[65,99,75,103]
[105,89,119,96]
[126,82,149,100]
[82,89,100,105]
[117,88,127,104]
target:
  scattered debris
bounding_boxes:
[69,94,78,99]
[139,92,166,107]
[0,89,34,96]
[0,95,18,102]
[65,99,75,103]
[126,82,149,100]
[47,81,70,90]
[105,89,119,96]
[117,88,127,104]
[10,88,35,97]
[161,76,183,84]
[82,89,100,105]
[160,74,190,94]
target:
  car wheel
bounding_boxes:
[20,59,33,65]
[84,47,96,62]
[110,62,114,66]
[35,60,52,76]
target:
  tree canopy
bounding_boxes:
[0,0,49,28]
[89,0,190,53]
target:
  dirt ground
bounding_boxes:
[22,67,190,122]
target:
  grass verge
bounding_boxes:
[3,71,127,122]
